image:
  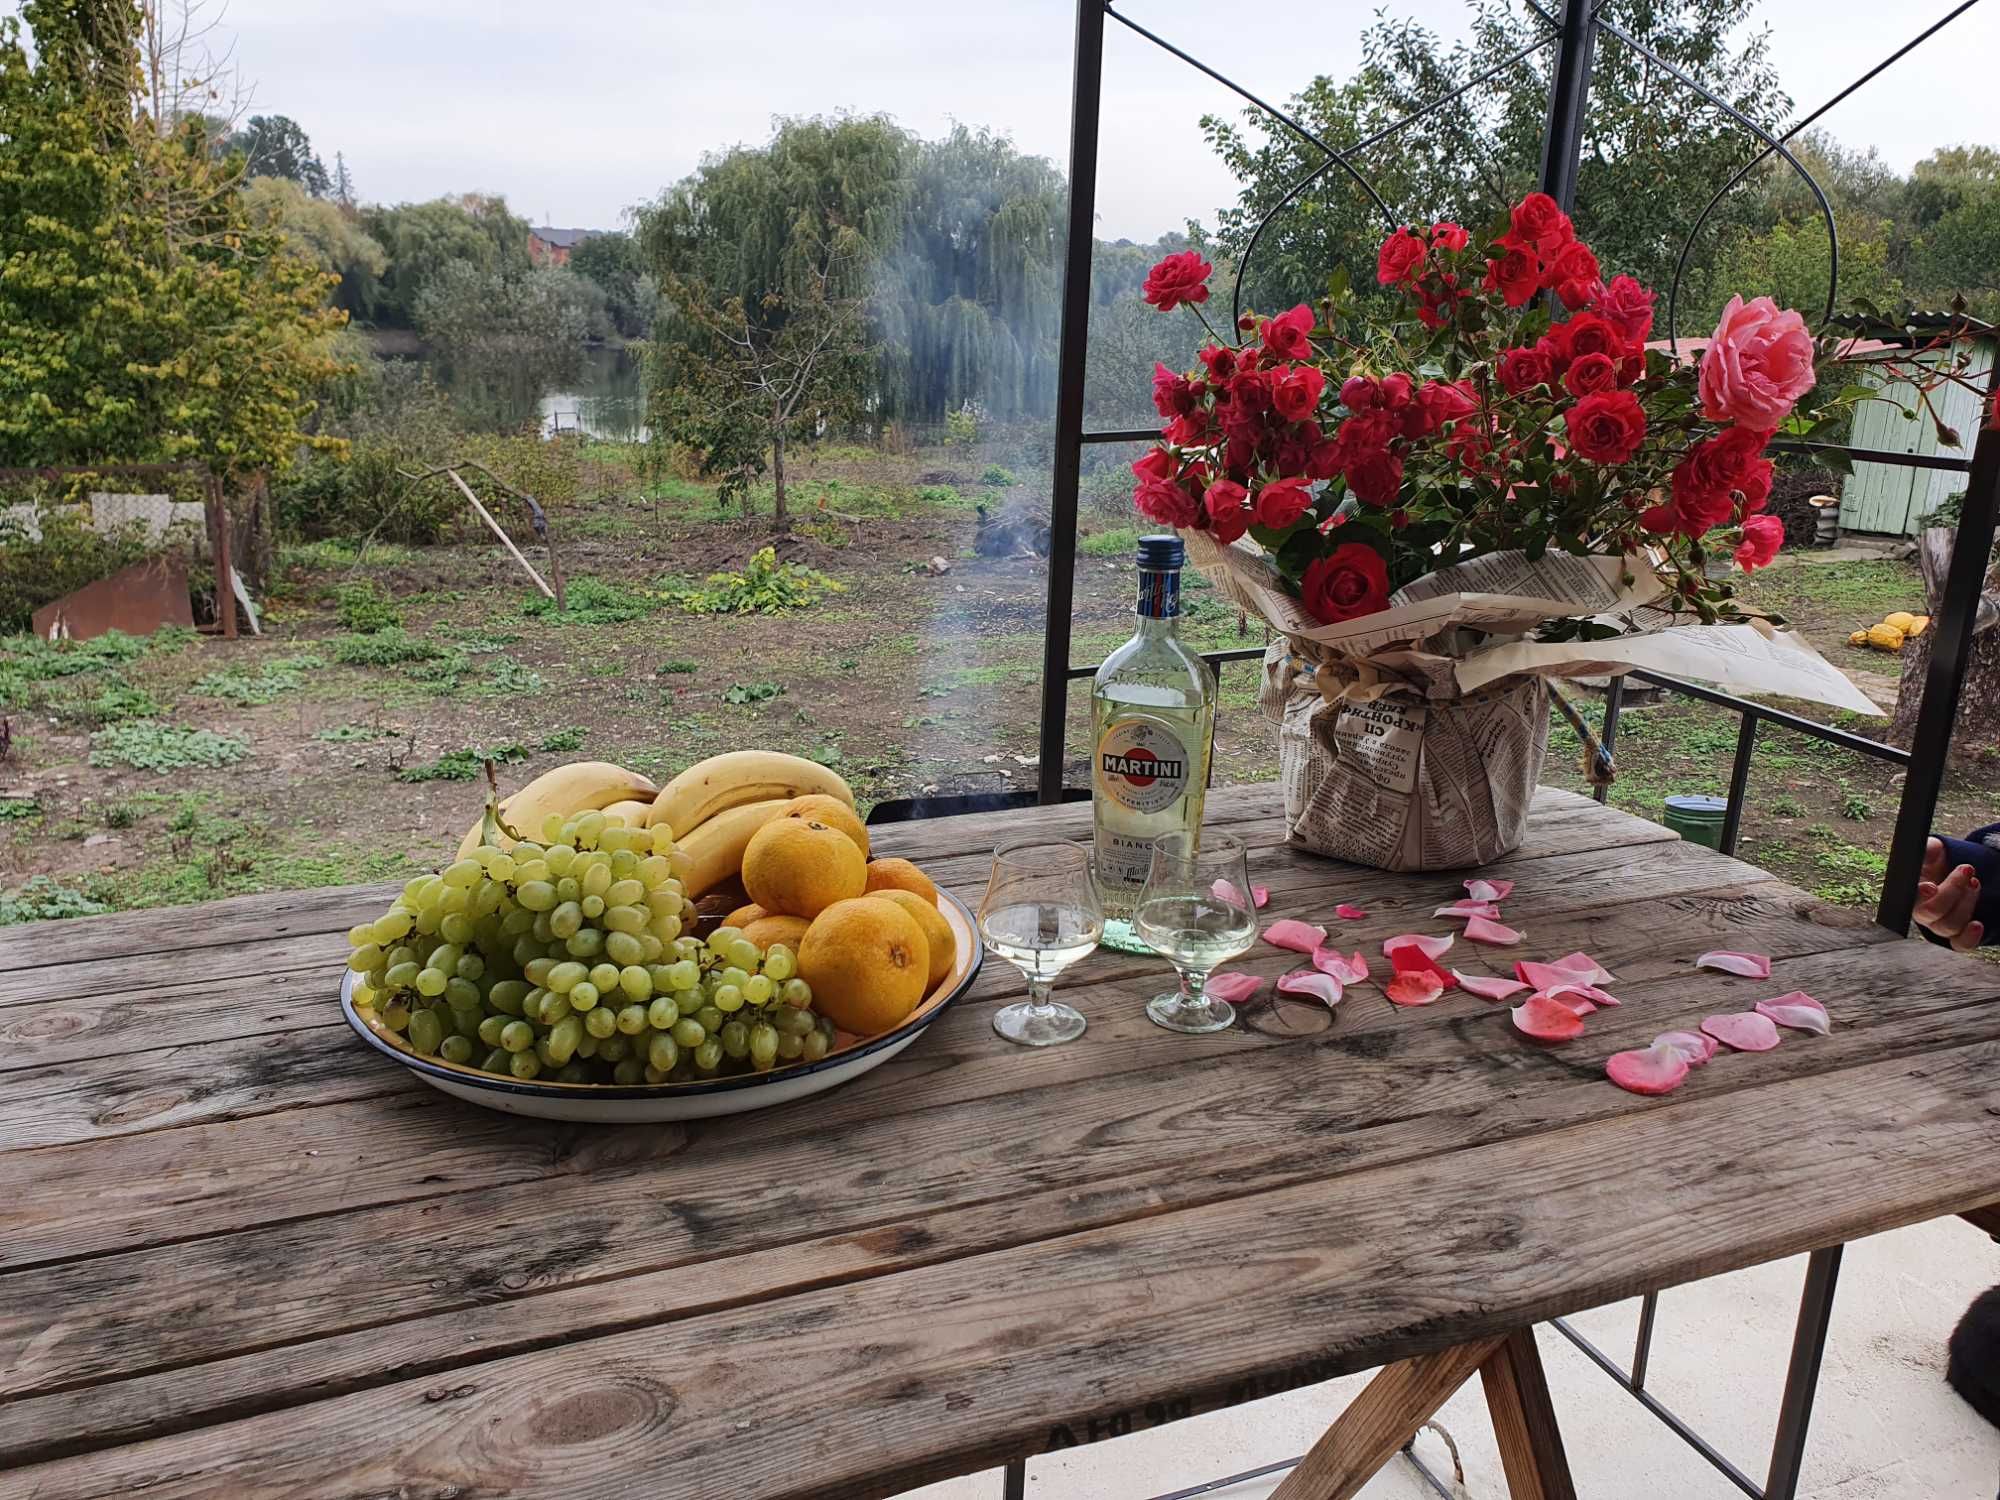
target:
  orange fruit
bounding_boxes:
[741,817,867,919]
[873,888,955,992]
[782,794,869,858]
[742,913,811,952]
[724,902,768,929]
[799,897,929,1037]
[863,857,938,905]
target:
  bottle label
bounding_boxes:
[1137,568,1180,619]
[1094,717,1191,815]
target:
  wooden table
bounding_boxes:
[3,785,1998,1499]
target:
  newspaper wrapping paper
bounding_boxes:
[1185,530,1882,872]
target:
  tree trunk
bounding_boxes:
[1888,526,2000,758]
[770,414,789,536]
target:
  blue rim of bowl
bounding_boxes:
[339,889,984,1100]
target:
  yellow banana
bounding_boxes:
[453,762,658,859]
[652,750,854,839]
[676,798,790,896]
[600,798,656,829]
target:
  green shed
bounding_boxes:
[1839,313,1997,537]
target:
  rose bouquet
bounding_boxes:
[1133,196,1872,870]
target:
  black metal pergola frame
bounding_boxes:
[1012,1,2000,1496]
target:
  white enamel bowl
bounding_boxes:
[340,891,983,1122]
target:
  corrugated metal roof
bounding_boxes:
[1825,309,1996,343]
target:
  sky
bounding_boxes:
[11,0,2000,239]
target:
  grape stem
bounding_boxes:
[481,757,524,844]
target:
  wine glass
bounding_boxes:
[978,838,1103,1047]
[1133,832,1257,1034]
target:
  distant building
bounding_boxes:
[528,226,597,267]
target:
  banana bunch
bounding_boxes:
[455,751,855,897]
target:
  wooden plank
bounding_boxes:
[0,967,331,1073]
[1267,1338,1499,1500]
[6,940,1991,1452]
[10,1036,2000,1500]
[0,883,399,972]
[0,929,351,1009]
[1479,1330,1577,1500]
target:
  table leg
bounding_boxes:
[1962,1202,2000,1240]
[1479,1329,1578,1500]
[1001,1456,1026,1499]
[1268,1337,1501,1500]
[1764,1244,1843,1500]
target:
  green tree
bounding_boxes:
[353,193,530,327]
[0,0,345,474]
[1902,147,2000,314]
[567,229,658,339]
[242,175,386,287]
[228,113,329,195]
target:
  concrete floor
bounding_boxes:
[896,1217,2000,1500]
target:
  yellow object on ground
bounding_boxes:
[1867,623,1906,652]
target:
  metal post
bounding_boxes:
[1594,676,1625,805]
[1002,1457,1027,1500]
[1719,712,1758,856]
[1537,0,1598,210]
[1037,0,1108,804]
[1764,1245,1843,1500]
[1878,416,2000,931]
[1629,1288,1659,1390]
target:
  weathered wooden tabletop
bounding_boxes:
[3,784,1998,1499]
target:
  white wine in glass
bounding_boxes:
[1134,831,1256,1034]
[978,839,1102,1047]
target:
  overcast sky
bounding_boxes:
[13,0,2000,238]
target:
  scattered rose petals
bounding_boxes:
[1516,959,1607,992]
[1211,880,1270,910]
[1453,970,1528,1001]
[1312,947,1369,985]
[1277,969,1343,1009]
[1545,980,1620,1009]
[1512,996,1585,1041]
[1387,946,1455,987]
[1654,1029,1719,1066]
[1755,991,1830,1034]
[1384,933,1454,961]
[1700,1011,1782,1052]
[1204,972,1263,1005]
[1466,878,1515,902]
[1385,971,1446,1006]
[1606,1041,1692,1096]
[1334,903,1368,920]
[1536,987,1599,1018]
[1696,950,1772,979]
[1264,919,1328,954]
[1552,952,1616,984]
[1435,900,1502,920]
[1464,915,1523,946]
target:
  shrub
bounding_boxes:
[0,876,111,925]
[656,547,843,615]
[980,464,1018,487]
[330,629,447,666]
[334,582,402,633]
[89,721,249,772]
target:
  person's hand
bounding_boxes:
[1916,837,1986,951]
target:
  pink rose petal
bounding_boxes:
[1312,947,1369,985]
[1435,900,1502,920]
[1755,991,1830,1035]
[1552,951,1616,984]
[1516,959,1608,991]
[1210,880,1270,910]
[1465,878,1514,902]
[1453,970,1528,1001]
[1696,950,1772,979]
[1334,903,1368,920]
[1385,971,1446,1006]
[1654,1029,1719,1066]
[1545,980,1620,1008]
[1387,946,1455,987]
[1204,972,1263,1005]
[1463,915,1522,946]
[1384,932,1454,961]
[1264,919,1328,954]
[1700,1011,1782,1052]
[1512,995,1585,1041]
[1276,969,1343,1009]
[1606,1041,1692,1096]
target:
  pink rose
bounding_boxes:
[1734,514,1784,571]
[1699,295,1817,429]
[1271,364,1327,423]
[1253,477,1313,530]
[1143,251,1213,312]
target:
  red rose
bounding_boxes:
[1340,375,1380,410]
[1271,363,1327,422]
[1204,479,1250,544]
[1549,241,1601,308]
[1306,436,1343,480]
[1430,221,1469,252]
[1196,343,1239,382]
[1553,312,1627,364]
[1262,303,1316,360]
[1562,390,1648,464]
[1301,543,1392,624]
[1163,410,1213,447]
[1134,475,1200,527]
[1143,250,1213,312]
[1563,352,1620,398]
[1253,477,1314,530]
[1663,425,1773,536]
[1592,274,1656,345]
[1377,373,1413,409]
[1497,343,1557,396]
[1483,246,1542,308]
[1345,448,1405,508]
[1152,362,1199,420]
[1229,368,1273,415]
[1377,228,1427,286]
[1417,378,1478,431]
[1509,192,1573,255]
[1734,514,1784,571]
[1131,447,1174,484]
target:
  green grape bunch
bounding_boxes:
[347,805,827,1085]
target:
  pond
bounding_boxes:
[415,344,650,441]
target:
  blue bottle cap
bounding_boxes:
[1136,534,1185,570]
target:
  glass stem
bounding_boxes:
[1178,967,1207,1013]
[1026,976,1056,1015]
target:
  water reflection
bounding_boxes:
[420,345,648,440]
